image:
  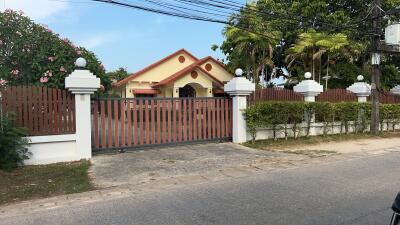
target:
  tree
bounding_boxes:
[0,10,111,91]
[218,0,400,88]
[106,67,129,81]
[217,4,280,85]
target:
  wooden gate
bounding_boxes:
[91,97,232,151]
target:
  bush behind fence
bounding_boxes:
[245,101,400,142]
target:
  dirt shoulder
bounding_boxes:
[282,136,400,154]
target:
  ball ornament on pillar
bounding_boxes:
[357,75,364,81]
[235,68,243,77]
[75,57,87,69]
[304,72,312,79]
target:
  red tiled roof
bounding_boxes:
[113,49,199,87]
[151,62,224,88]
[197,56,227,69]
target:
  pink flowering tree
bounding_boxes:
[0,10,111,91]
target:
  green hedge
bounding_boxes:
[244,102,400,143]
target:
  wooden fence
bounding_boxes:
[248,88,303,105]
[249,88,400,104]
[91,97,232,150]
[316,89,357,102]
[380,91,400,104]
[0,86,75,136]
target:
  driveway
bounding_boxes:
[91,143,283,187]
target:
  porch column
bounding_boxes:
[206,87,213,97]
[65,58,100,159]
[224,69,255,143]
[173,87,179,98]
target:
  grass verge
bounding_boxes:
[243,132,400,150]
[0,160,94,205]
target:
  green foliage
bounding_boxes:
[334,102,360,134]
[0,10,111,91]
[0,114,30,171]
[106,67,129,81]
[328,61,361,88]
[245,101,400,141]
[218,0,400,88]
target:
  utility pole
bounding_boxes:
[371,0,382,134]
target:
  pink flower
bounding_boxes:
[43,70,52,77]
[76,50,82,55]
[4,9,13,14]
[10,69,19,75]
[11,61,17,65]
[59,66,66,72]
[18,10,24,15]
[0,79,7,86]
[0,40,3,45]
[40,76,49,83]
[46,28,53,33]
[48,56,55,62]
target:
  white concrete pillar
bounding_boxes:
[347,75,371,102]
[294,72,323,135]
[294,72,324,102]
[391,85,400,95]
[65,58,100,160]
[224,69,255,143]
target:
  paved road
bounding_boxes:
[2,152,400,225]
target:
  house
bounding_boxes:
[112,49,234,98]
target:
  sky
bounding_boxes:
[0,0,242,72]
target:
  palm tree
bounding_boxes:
[286,29,353,84]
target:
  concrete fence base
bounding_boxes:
[24,134,79,165]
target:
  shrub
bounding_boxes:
[0,114,30,171]
[244,101,385,141]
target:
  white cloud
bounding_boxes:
[79,33,123,49]
[1,0,69,20]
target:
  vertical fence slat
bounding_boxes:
[120,100,126,146]
[188,99,192,141]
[57,89,63,133]
[139,100,144,145]
[100,100,106,148]
[162,100,167,143]
[126,100,132,146]
[93,101,99,149]
[157,100,161,144]
[183,99,187,142]
[216,99,221,139]
[202,99,207,140]
[145,99,150,145]
[172,100,177,142]
[151,99,156,144]
[193,99,197,141]
[133,100,138,145]
[168,100,172,143]
[197,99,203,140]
[221,99,225,138]
[177,100,182,142]
[114,99,119,147]
[207,99,212,140]
[107,100,112,148]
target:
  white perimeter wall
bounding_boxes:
[24,134,80,165]
[247,121,399,141]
